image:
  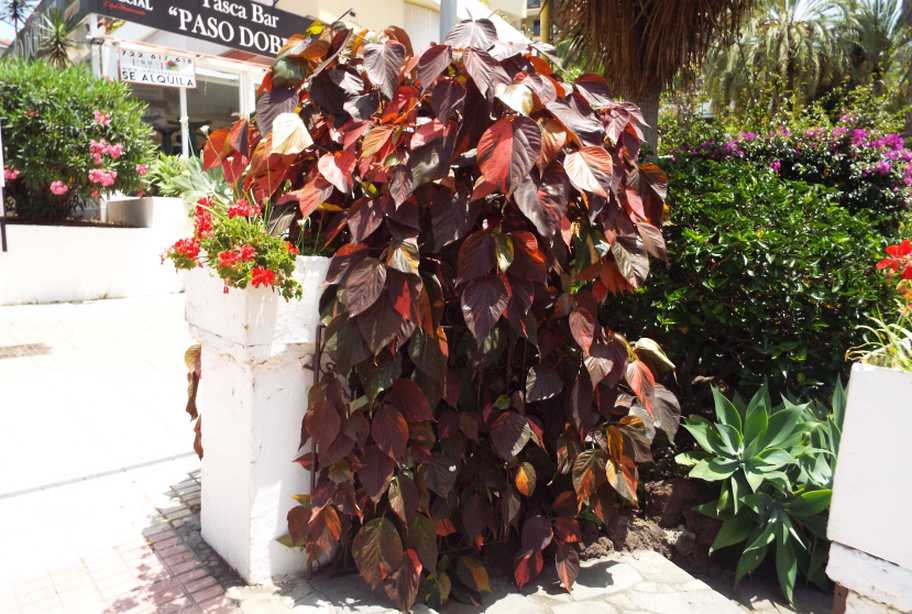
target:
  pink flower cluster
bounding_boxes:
[88,168,118,187]
[90,139,124,164]
[3,166,20,181]
[49,180,69,195]
[93,110,112,128]
[136,163,149,176]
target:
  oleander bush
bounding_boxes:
[197,18,680,610]
[611,157,894,399]
[0,59,154,223]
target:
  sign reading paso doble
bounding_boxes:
[119,48,197,88]
[85,0,314,57]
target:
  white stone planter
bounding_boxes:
[0,220,187,305]
[186,255,330,584]
[106,196,188,230]
[827,362,912,613]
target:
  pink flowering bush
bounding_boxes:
[0,59,154,223]
[165,196,302,300]
[668,115,911,230]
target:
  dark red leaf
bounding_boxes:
[339,257,387,317]
[457,230,496,284]
[521,515,553,551]
[387,379,434,422]
[525,365,563,402]
[255,86,297,135]
[555,543,580,591]
[357,294,405,355]
[546,100,605,146]
[585,340,627,389]
[407,513,438,575]
[564,146,614,198]
[462,48,510,98]
[490,411,532,460]
[352,517,403,589]
[363,40,406,99]
[625,360,656,416]
[417,44,452,90]
[318,150,357,193]
[444,18,497,49]
[389,474,419,525]
[347,197,386,242]
[383,549,422,612]
[572,448,606,505]
[477,116,541,193]
[358,445,396,501]
[513,549,544,589]
[305,398,341,452]
[460,275,510,342]
[372,404,409,461]
[430,78,466,123]
[553,517,582,544]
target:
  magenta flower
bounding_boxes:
[874,160,892,176]
[770,160,782,173]
[851,128,868,146]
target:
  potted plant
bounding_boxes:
[826,240,912,612]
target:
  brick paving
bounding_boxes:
[0,462,244,614]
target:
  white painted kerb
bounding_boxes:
[186,255,329,584]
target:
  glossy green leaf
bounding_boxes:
[712,387,743,433]
[785,489,831,518]
[710,513,755,553]
[775,534,797,605]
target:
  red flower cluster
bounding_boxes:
[286,242,299,256]
[251,266,276,288]
[167,238,200,264]
[877,240,912,279]
[194,198,214,238]
[217,244,257,269]
[226,198,261,219]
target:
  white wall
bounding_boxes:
[0,200,189,306]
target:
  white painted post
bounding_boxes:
[185,256,330,584]
[179,87,190,158]
[440,0,458,41]
[827,362,912,612]
[87,14,101,78]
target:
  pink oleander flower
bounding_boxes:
[136,163,149,176]
[88,168,118,187]
[93,110,112,127]
[3,166,20,181]
[49,180,69,195]
[105,143,124,159]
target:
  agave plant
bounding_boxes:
[677,382,844,603]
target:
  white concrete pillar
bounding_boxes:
[185,256,329,583]
[827,362,912,612]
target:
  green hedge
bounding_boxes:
[0,59,154,223]
[610,157,894,398]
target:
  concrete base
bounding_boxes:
[186,256,329,584]
[828,543,912,613]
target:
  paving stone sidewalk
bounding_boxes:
[0,296,830,614]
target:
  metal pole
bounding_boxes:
[540,0,552,43]
[440,0,458,42]
[87,14,102,78]
[0,121,7,252]
[305,324,324,579]
[179,87,190,158]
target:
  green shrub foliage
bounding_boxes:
[611,158,893,397]
[0,59,154,223]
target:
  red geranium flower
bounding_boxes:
[251,266,276,288]
[218,250,241,268]
[287,242,300,255]
[238,244,256,261]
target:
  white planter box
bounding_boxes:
[0,221,187,306]
[106,196,188,230]
[187,256,330,584]
[827,362,912,611]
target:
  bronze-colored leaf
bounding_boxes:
[490,411,532,460]
[352,517,404,589]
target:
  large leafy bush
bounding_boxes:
[0,59,154,223]
[677,382,844,603]
[200,19,678,610]
[612,158,893,397]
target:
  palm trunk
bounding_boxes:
[634,81,662,152]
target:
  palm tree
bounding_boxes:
[706,0,846,114]
[0,0,34,36]
[36,8,75,67]
[552,0,755,147]
[843,0,911,90]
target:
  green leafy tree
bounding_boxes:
[552,0,755,147]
